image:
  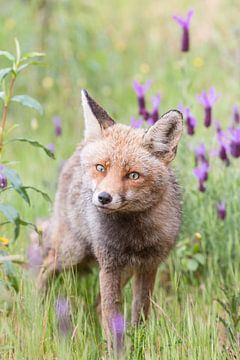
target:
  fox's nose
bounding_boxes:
[98,192,112,205]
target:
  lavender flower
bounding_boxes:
[47,143,55,155]
[194,143,208,166]
[173,10,194,52]
[150,92,161,124]
[193,162,209,192]
[232,105,240,126]
[215,122,230,165]
[179,105,196,135]
[130,117,144,129]
[217,202,226,220]
[133,80,151,120]
[55,296,71,336]
[111,313,126,351]
[197,87,219,127]
[0,173,7,189]
[53,116,62,136]
[229,128,240,158]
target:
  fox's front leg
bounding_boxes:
[99,269,123,354]
[131,265,158,325]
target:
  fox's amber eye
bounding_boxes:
[96,164,106,172]
[127,172,140,180]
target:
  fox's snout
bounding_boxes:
[98,192,112,205]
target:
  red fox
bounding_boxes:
[37,90,183,353]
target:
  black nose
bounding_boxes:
[98,192,112,205]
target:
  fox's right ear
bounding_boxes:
[81,89,115,140]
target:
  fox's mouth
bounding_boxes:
[95,203,128,213]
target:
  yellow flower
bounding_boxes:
[0,236,9,246]
[42,76,54,89]
[193,57,204,68]
[194,232,202,241]
[140,63,150,74]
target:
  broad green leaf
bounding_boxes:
[186,258,199,272]
[0,204,19,223]
[193,253,205,265]
[0,51,15,62]
[20,52,45,61]
[24,186,51,203]
[0,68,12,83]
[11,95,43,115]
[3,167,30,205]
[10,138,55,159]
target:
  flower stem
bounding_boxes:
[0,76,16,153]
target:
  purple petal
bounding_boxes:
[55,297,71,336]
[217,202,226,220]
[130,117,144,129]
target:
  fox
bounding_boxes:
[37,89,183,353]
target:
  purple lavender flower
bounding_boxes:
[47,143,55,155]
[173,10,194,52]
[193,162,209,192]
[217,202,226,220]
[229,128,240,158]
[53,116,62,136]
[111,313,126,351]
[197,87,219,127]
[130,117,144,129]
[194,143,208,166]
[232,105,240,126]
[215,122,230,165]
[150,92,161,123]
[55,296,71,336]
[179,105,196,135]
[27,244,43,274]
[0,165,7,189]
[133,80,151,120]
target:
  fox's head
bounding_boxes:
[80,90,183,214]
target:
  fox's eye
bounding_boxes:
[127,172,140,180]
[96,164,106,172]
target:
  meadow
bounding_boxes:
[0,0,240,359]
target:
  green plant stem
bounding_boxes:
[0,76,16,153]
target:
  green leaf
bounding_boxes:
[3,167,30,205]
[11,95,43,115]
[20,52,45,61]
[24,186,51,203]
[0,51,15,62]
[17,61,47,73]
[0,68,12,83]
[0,204,19,223]
[3,258,19,292]
[186,258,199,272]
[10,138,55,159]
[193,253,205,265]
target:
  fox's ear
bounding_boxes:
[81,89,115,140]
[143,110,183,164]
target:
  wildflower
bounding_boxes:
[0,236,9,246]
[194,143,208,166]
[217,202,226,220]
[133,80,151,120]
[229,128,240,158]
[150,92,161,124]
[130,117,144,129]
[193,162,209,192]
[53,116,62,136]
[173,10,194,52]
[179,105,196,135]
[197,87,219,127]
[215,121,230,165]
[47,143,55,155]
[194,232,202,241]
[232,105,240,126]
[0,165,7,189]
[111,313,126,351]
[55,296,71,336]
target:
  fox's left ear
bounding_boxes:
[143,110,183,164]
[81,89,115,140]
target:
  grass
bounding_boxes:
[1,0,240,358]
